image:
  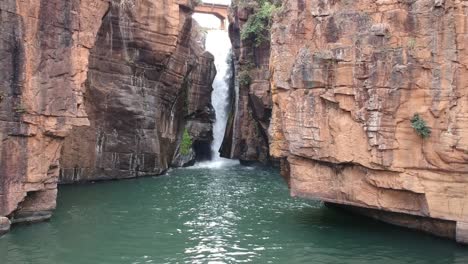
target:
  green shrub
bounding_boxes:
[180,128,192,155]
[238,70,252,87]
[411,114,431,139]
[240,0,280,46]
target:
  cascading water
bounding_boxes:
[204,30,236,165]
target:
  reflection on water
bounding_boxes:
[1,165,467,264]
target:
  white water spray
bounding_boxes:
[206,30,231,159]
[200,30,238,167]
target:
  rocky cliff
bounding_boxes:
[220,2,272,164]
[268,0,468,243]
[0,0,110,229]
[59,0,215,183]
[0,0,214,233]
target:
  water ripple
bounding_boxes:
[1,165,467,264]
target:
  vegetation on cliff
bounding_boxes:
[180,128,193,155]
[238,70,252,86]
[239,0,280,46]
[411,114,431,139]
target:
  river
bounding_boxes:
[1,165,467,263]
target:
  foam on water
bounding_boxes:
[191,158,239,169]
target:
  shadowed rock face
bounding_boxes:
[59,0,216,182]
[0,0,110,226]
[268,0,468,242]
[220,5,272,164]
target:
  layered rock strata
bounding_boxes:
[269,0,468,242]
[220,3,272,164]
[0,0,110,228]
[59,0,215,183]
[0,0,215,233]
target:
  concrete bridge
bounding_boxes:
[194,2,229,30]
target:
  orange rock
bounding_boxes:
[0,0,110,223]
[269,0,468,242]
[0,0,214,231]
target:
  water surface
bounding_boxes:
[1,164,467,264]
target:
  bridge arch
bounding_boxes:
[194,3,229,30]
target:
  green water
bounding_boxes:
[1,163,467,264]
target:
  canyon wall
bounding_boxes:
[221,3,272,164]
[268,0,468,243]
[0,0,110,227]
[59,0,215,183]
[0,0,214,233]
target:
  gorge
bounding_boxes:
[1,0,468,262]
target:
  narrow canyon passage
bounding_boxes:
[1,28,468,264]
[1,0,468,262]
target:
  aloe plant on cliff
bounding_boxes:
[411,114,431,139]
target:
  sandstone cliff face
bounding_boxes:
[0,0,109,224]
[59,0,215,183]
[269,0,468,242]
[0,0,214,233]
[220,4,272,164]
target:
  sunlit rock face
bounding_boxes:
[268,0,468,241]
[220,4,272,164]
[0,0,215,230]
[0,0,110,224]
[59,0,216,183]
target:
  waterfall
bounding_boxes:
[204,30,236,165]
[205,30,231,159]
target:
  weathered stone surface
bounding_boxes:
[328,203,457,239]
[59,0,215,183]
[171,148,196,168]
[0,216,10,235]
[220,3,272,164]
[456,222,468,244]
[0,0,109,224]
[0,0,214,234]
[268,0,468,242]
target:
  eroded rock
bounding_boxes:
[59,0,216,182]
[220,3,272,164]
[0,0,215,233]
[268,0,468,242]
[0,0,110,227]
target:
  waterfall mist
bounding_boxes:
[197,29,238,168]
